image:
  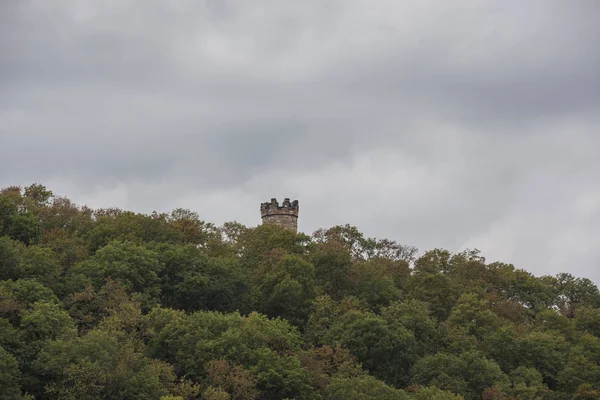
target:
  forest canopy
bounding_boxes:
[1,183,600,400]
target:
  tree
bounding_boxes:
[3,182,600,399]
[413,249,452,275]
[556,355,600,394]
[34,329,178,400]
[498,366,549,400]
[0,345,22,400]
[73,240,163,307]
[574,306,600,337]
[406,273,460,321]
[258,252,316,326]
[239,224,310,271]
[325,310,417,387]
[573,384,600,400]
[14,245,63,293]
[309,241,353,300]
[0,236,21,281]
[84,211,177,251]
[205,359,259,400]
[517,331,569,389]
[23,184,53,208]
[411,351,508,400]
[324,375,409,400]
[5,214,41,246]
[445,293,503,341]
[482,326,521,373]
[381,299,437,356]
[146,309,316,400]
[550,273,600,318]
[297,345,364,390]
[348,260,402,311]
[0,279,60,324]
[312,224,416,263]
[155,243,253,314]
[166,208,218,246]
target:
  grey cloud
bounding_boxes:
[1,0,599,282]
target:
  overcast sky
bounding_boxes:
[1,0,599,282]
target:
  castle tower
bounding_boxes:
[260,198,299,232]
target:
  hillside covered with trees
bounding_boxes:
[1,183,600,400]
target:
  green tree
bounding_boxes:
[239,224,310,271]
[573,384,600,400]
[381,299,437,355]
[204,359,259,400]
[34,329,177,400]
[85,211,177,251]
[146,309,315,400]
[325,310,417,386]
[482,326,521,373]
[258,252,316,326]
[406,273,460,321]
[155,243,252,313]
[73,240,162,307]
[0,279,60,324]
[14,245,63,293]
[0,236,20,280]
[556,355,600,394]
[411,351,508,400]
[166,208,218,245]
[348,260,402,311]
[550,273,600,317]
[498,366,549,400]
[324,375,409,400]
[312,224,416,263]
[574,306,600,337]
[445,293,503,341]
[0,345,22,400]
[310,241,353,300]
[518,331,569,389]
[413,249,452,275]
[407,386,464,400]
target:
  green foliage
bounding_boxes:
[574,306,600,337]
[73,240,163,307]
[324,375,409,400]
[0,279,60,326]
[324,309,418,386]
[406,273,459,321]
[407,385,464,400]
[34,329,177,400]
[14,245,63,293]
[310,241,353,300]
[0,345,22,400]
[411,351,508,400]
[348,260,402,311]
[499,366,550,399]
[155,243,252,313]
[518,330,569,388]
[258,252,316,326]
[0,236,21,280]
[445,293,503,341]
[381,299,437,355]
[147,309,315,399]
[1,183,600,399]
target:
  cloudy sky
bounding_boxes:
[1,0,599,282]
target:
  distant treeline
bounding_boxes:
[1,184,599,400]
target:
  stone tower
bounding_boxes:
[260,198,299,232]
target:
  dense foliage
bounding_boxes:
[1,183,600,399]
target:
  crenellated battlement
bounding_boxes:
[260,198,299,232]
[260,198,299,215]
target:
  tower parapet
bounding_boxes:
[260,198,299,232]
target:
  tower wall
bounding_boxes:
[260,198,299,232]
